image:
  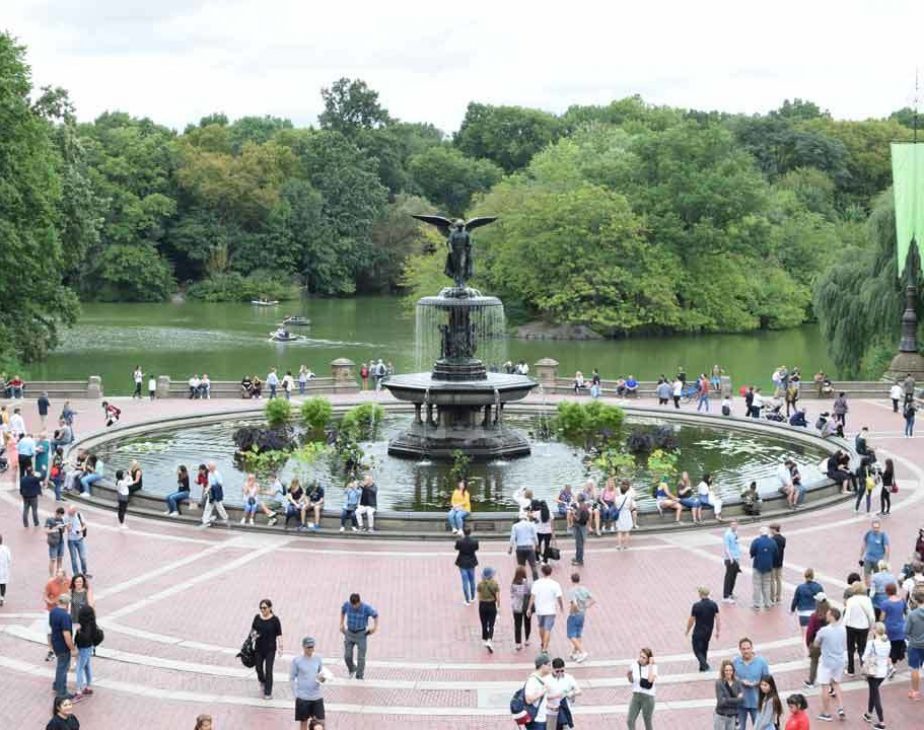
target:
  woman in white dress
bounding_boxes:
[0,534,11,606]
[615,481,635,550]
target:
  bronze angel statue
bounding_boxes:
[411,215,498,288]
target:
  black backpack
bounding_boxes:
[92,625,105,647]
[236,631,257,668]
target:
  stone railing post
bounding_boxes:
[86,376,103,399]
[156,376,171,399]
[534,358,559,387]
[719,375,733,398]
[330,358,356,386]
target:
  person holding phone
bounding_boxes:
[626,647,657,729]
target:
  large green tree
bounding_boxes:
[0,33,79,363]
[455,102,562,173]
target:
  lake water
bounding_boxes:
[31,298,837,395]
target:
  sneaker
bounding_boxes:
[339,527,345,533]
[163,510,172,515]
[240,517,247,525]
[803,681,815,689]
[515,644,522,651]
[817,713,833,722]
[887,666,896,680]
[45,651,54,662]
[264,693,272,700]
[873,724,885,730]
[351,527,359,532]
[368,528,375,533]
[486,640,494,654]
[576,652,588,663]
[306,522,316,529]
[862,713,873,723]
[722,597,736,604]
[168,512,179,517]
[837,708,846,720]
[268,517,278,526]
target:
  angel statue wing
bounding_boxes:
[411,214,454,237]
[463,216,498,231]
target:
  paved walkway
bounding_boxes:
[1,390,922,728]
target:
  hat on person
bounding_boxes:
[301,636,316,648]
[534,653,551,669]
[482,566,496,580]
[813,591,827,602]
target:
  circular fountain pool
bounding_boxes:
[88,410,832,512]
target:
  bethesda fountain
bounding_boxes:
[384,215,537,460]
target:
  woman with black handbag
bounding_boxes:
[626,647,657,730]
[251,599,283,699]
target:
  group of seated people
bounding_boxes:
[570,371,639,397]
[240,375,264,399]
[0,374,25,399]
[187,374,211,399]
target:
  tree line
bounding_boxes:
[1,32,920,374]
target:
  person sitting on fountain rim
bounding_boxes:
[447,481,471,535]
[789,408,808,428]
[740,481,762,516]
[625,375,639,396]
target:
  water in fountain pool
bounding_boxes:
[90,414,830,512]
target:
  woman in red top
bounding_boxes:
[784,693,810,730]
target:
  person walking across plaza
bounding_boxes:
[815,605,848,721]
[860,519,891,583]
[626,647,657,730]
[290,636,326,729]
[906,588,924,701]
[714,660,743,730]
[201,462,229,527]
[476,567,500,653]
[523,653,552,730]
[454,525,479,605]
[251,599,283,699]
[861,621,891,728]
[750,526,778,611]
[790,569,824,643]
[844,580,875,676]
[567,572,595,663]
[733,638,770,729]
[722,521,742,603]
[20,463,43,529]
[686,586,720,672]
[340,592,378,680]
[509,511,539,581]
[528,564,564,654]
[769,523,786,605]
[571,493,590,567]
[65,506,90,579]
[510,566,532,651]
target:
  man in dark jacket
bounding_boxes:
[19,464,43,527]
[750,526,778,611]
[769,524,787,605]
[453,526,479,605]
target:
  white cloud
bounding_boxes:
[4,0,923,132]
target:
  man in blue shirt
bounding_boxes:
[508,514,539,580]
[733,637,770,729]
[49,593,76,698]
[340,593,379,680]
[860,519,890,580]
[722,522,742,603]
[749,526,778,610]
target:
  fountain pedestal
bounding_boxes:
[384,287,537,460]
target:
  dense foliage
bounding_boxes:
[2,32,919,371]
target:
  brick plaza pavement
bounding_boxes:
[1,390,922,729]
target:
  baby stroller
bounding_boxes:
[762,401,786,422]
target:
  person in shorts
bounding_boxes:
[815,607,848,721]
[906,589,924,701]
[290,636,326,729]
[45,506,66,576]
[527,564,564,654]
[566,573,595,663]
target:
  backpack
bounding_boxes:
[576,505,590,526]
[92,625,105,647]
[909,576,924,610]
[509,683,539,725]
[236,631,258,668]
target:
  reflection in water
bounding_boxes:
[92,415,830,512]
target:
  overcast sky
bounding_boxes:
[5,0,924,134]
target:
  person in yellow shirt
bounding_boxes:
[448,480,471,535]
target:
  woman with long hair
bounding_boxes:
[713,659,742,729]
[676,471,702,523]
[654,477,684,522]
[476,567,500,653]
[878,582,906,676]
[447,480,471,535]
[510,566,532,651]
[534,499,554,564]
[755,674,783,729]
[69,574,94,628]
[614,481,635,551]
[600,478,618,532]
[164,464,191,516]
[861,622,891,729]
[195,464,209,510]
[74,604,98,698]
[46,696,79,729]
[454,525,479,605]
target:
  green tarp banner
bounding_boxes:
[891,142,924,278]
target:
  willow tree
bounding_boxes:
[814,191,919,377]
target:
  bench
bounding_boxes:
[158,377,359,399]
[2,380,102,400]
